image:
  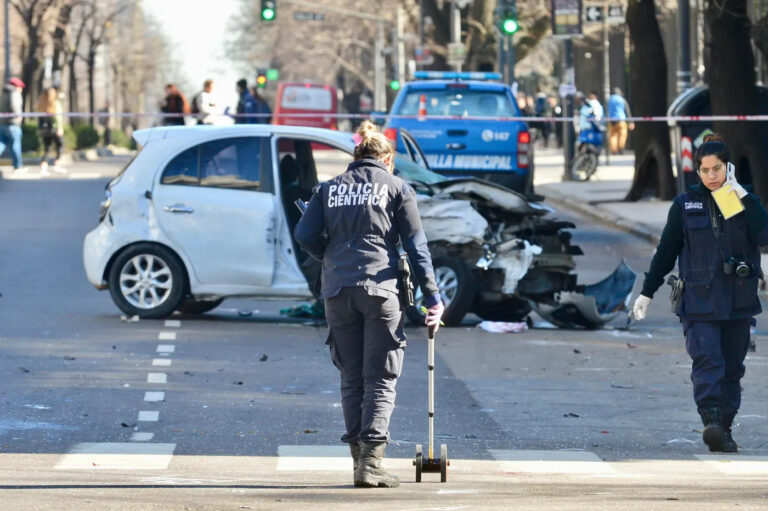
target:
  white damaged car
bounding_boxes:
[83,125,634,327]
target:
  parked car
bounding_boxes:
[384,71,533,193]
[84,125,633,327]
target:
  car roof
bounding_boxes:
[133,125,355,148]
[402,80,511,92]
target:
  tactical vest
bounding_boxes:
[677,190,762,320]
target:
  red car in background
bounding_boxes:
[273,82,339,130]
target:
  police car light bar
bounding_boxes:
[413,71,502,81]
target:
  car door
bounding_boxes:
[152,136,275,288]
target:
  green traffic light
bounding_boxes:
[502,18,519,34]
[262,7,275,20]
[390,80,400,91]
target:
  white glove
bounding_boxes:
[726,162,748,199]
[425,302,445,332]
[632,295,652,321]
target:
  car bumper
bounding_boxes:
[83,222,116,289]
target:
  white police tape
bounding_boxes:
[3,112,768,123]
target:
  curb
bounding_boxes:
[542,188,662,246]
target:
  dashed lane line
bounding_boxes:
[138,411,159,422]
[152,358,172,366]
[147,373,167,384]
[157,344,175,353]
[54,442,176,470]
[164,319,181,328]
[158,331,177,341]
[144,391,165,402]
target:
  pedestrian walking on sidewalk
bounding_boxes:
[633,134,768,453]
[294,120,444,488]
[0,77,26,174]
[607,88,634,155]
[160,84,189,126]
[36,87,66,175]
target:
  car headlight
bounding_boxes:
[98,190,112,224]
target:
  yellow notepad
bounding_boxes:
[712,184,745,219]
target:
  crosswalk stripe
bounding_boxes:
[694,455,768,474]
[55,442,175,470]
[489,449,615,474]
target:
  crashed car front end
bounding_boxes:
[413,177,634,328]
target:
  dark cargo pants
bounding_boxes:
[324,287,406,444]
[682,319,751,416]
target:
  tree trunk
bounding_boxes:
[624,0,676,201]
[88,51,96,126]
[465,0,496,71]
[51,4,73,83]
[706,0,768,202]
[68,55,79,121]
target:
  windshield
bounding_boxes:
[394,155,445,184]
[397,89,517,117]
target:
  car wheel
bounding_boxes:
[108,243,186,319]
[406,256,476,327]
[177,298,224,315]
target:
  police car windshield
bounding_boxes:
[397,90,516,117]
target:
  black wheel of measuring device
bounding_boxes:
[440,444,448,483]
[414,444,423,482]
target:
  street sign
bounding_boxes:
[551,0,582,36]
[414,46,434,66]
[293,11,324,21]
[585,5,603,22]
[558,83,577,98]
[607,5,624,23]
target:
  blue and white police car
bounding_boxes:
[385,71,533,193]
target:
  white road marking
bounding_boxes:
[138,411,159,422]
[694,455,768,474]
[490,449,615,474]
[164,320,181,328]
[158,332,176,341]
[131,432,154,442]
[147,373,167,384]
[156,344,175,353]
[68,172,102,179]
[277,445,352,471]
[152,358,172,367]
[144,391,165,402]
[55,442,176,470]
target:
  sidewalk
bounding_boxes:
[533,147,669,245]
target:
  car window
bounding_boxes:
[401,132,427,168]
[200,138,261,189]
[397,89,517,117]
[161,146,198,185]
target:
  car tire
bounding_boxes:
[405,255,476,327]
[108,243,187,319]
[177,298,224,315]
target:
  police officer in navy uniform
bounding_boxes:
[633,134,768,452]
[295,120,444,487]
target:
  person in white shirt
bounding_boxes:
[193,79,222,125]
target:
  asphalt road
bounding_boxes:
[0,158,767,510]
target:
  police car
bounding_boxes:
[385,71,533,193]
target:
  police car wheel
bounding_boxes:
[177,298,224,315]
[108,243,187,319]
[406,256,475,327]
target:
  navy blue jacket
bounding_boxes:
[294,158,440,307]
[641,183,768,320]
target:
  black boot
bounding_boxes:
[349,442,361,473]
[699,407,725,452]
[722,414,738,453]
[354,442,400,488]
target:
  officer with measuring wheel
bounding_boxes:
[633,134,768,452]
[295,120,444,487]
